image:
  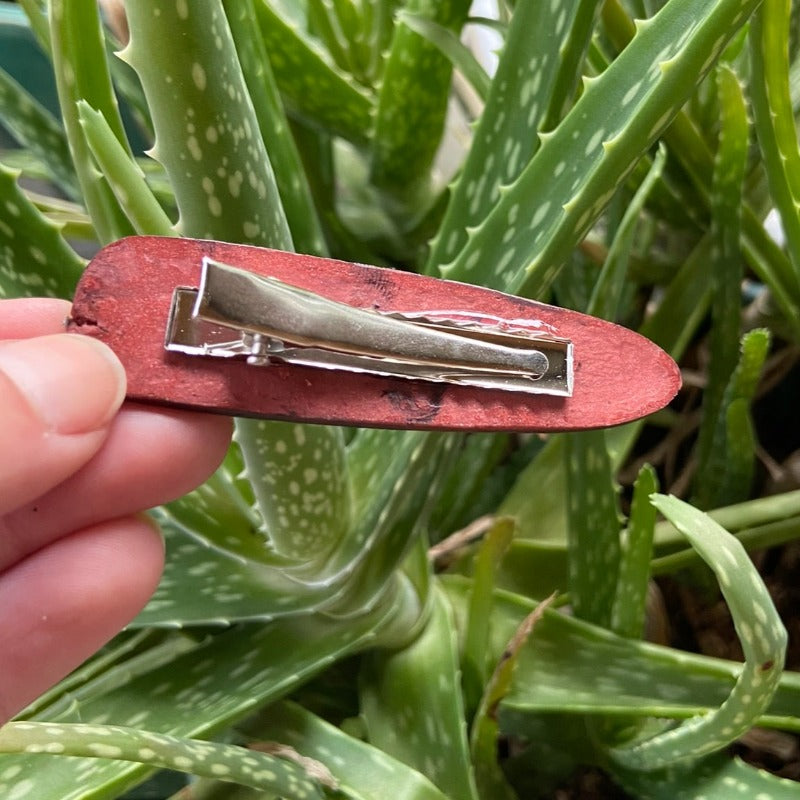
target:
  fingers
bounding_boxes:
[0,334,126,515]
[0,516,164,723]
[0,405,232,570]
[0,298,71,338]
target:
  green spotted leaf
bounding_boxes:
[695,329,771,509]
[614,753,800,800]
[360,588,479,800]
[0,65,77,198]
[427,0,588,274]
[500,236,714,548]
[0,722,327,799]
[49,0,133,243]
[610,464,658,640]
[396,11,491,102]
[436,577,800,737]
[439,0,763,297]
[253,0,374,146]
[247,701,451,800]
[0,162,84,298]
[123,0,353,617]
[135,432,446,627]
[122,0,291,248]
[694,63,749,506]
[3,597,406,798]
[78,101,174,236]
[224,0,327,255]
[750,0,800,295]
[236,420,351,563]
[369,0,471,206]
[609,495,788,770]
[588,144,666,322]
[564,429,622,627]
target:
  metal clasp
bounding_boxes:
[165,258,573,397]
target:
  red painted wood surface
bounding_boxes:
[68,236,681,432]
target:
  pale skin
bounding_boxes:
[0,298,232,723]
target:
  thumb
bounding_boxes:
[0,334,126,516]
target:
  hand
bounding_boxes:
[0,298,232,723]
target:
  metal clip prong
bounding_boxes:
[165,258,573,397]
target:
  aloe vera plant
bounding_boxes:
[2,0,800,797]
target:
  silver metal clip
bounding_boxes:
[165,258,573,396]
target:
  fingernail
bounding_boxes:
[0,334,126,434]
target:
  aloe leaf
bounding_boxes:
[614,753,800,800]
[461,517,515,709]
[500,235,713,549]
[307,0,379,83]
[0,722,327,799]
[287,432,433,588]
[122,0,291,248]
[224,0,327,255]
[339,0,388,84]
[438,577,800,734]
[247,701,451,800]
[609,495,788,770]
[49,0,133,243]
[77,101,174,236]
[652,514,800,575]
[428,432,516,538]
[426,0,584,273]
[104,32,154,145]
[23,632,196,721]
[4,598,404,798]
[750,0,800,294]
[500,500,800,628]
[347,429,447,573]
[369,0,471,205]
[252,0,373,146]
[439,0,761,296]
[307,0,353,74]
[18,0,51,54]
[25,187,91,228]
[397,11,491,101]
[544,0,603,130]
[470,597,555,800]
[0,65,77,198]
[123,0,352,570]
[651,490,800,560]
[0,162,84,298]
[694,64,749,498]
[242,418,351,579]
[588,144,666,321]
[610,464,658,639]
[324,433,450,613]
[694,329,771,509]
[564,429,621,627]
[131,520,330,627]
[346,429,409,519]
[136,433,445,626]
[493,540,570,599]
[360,588,479,800]
[161,446,264,566]
[602,1,800,332]
[636,234,715,357]
[236,420,351,562]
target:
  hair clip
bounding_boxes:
[68,236,680,431]
[165,257,573,397]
